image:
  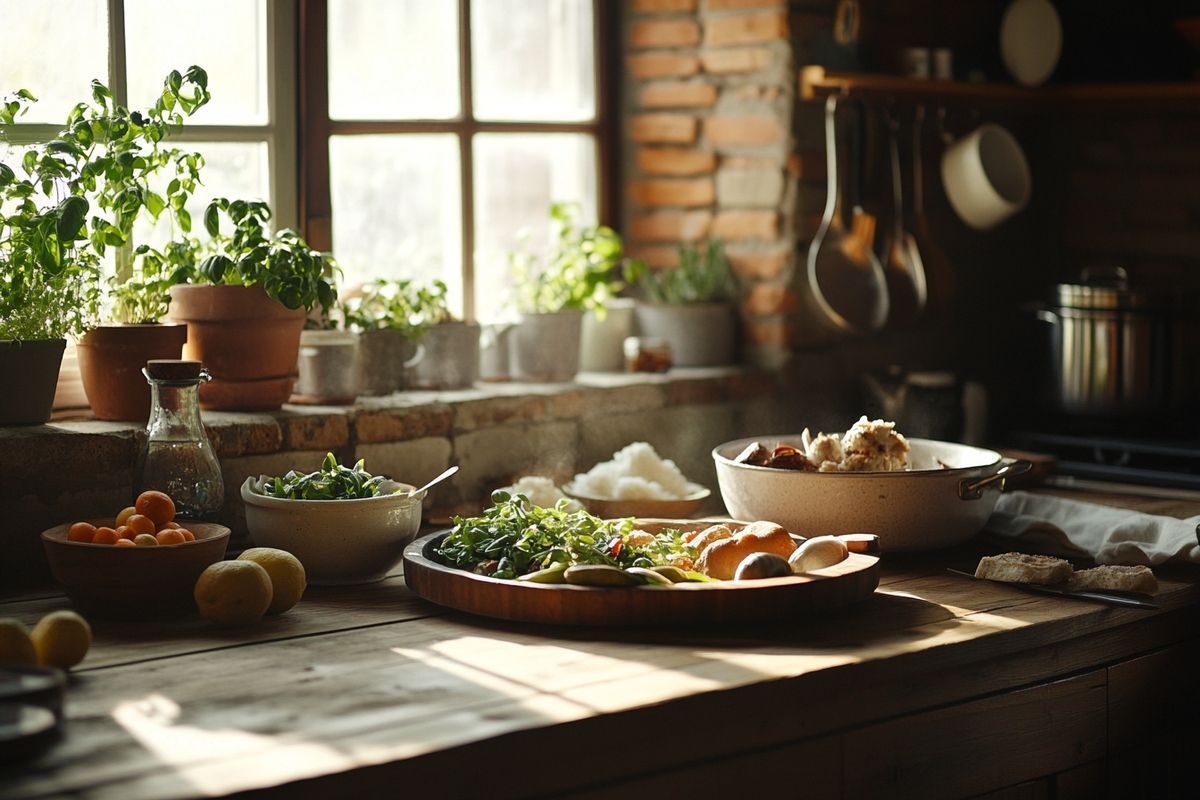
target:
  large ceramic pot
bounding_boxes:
[512,310,583,382]
[411,321,480,390]
[634,302,737,367]
[166,284,305,410]
[77,323,188,421]
[0,339,65,424]
[357,328,423,396]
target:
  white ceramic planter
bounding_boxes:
[512,310,583,382]
[580,298,635,373]
[293,330,359,405]
[634,302,737,367]
[241,477,425,585]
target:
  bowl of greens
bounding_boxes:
[240,453,424,585]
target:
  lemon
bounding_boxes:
[237,548,306,615]
[0,618,37,666]
[31,610,92,669]
[194,560,273,625]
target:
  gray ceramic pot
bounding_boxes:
[357,328,423,396]
[411,321,480,390]
[634,302,737,367]
[0,338,66,424]
[512,310,583,382]
[293,330,359,405]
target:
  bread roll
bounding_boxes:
[974,552,1072,585]
[697,521,797,580]
[686,524,733,553]
[1068,565,1158,594]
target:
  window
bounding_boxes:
[300,0,610,322]
[0,0,295,241]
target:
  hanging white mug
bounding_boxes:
[940,123,1031,231]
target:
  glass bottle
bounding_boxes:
[135,360,225,521]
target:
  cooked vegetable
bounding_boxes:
[260,452,395,501]
[437,490,695,581]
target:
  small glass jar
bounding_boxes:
[624,336,672,373]
[135,360,225,520]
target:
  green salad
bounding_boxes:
[438,490,699,582]
[260,452,396,500]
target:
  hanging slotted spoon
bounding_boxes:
[881,106,927,327]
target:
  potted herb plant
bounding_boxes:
[342,277,462,395]
[508,203,638,382]
[165,197,337,410]
[633,239,739,367]
[0,68,209,424]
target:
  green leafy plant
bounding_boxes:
[0,67,211,338]
[342,278,453,340]
[637,239,735,305]
[257,452,399,500]
[508,202,642,315]
[192,197,337,314]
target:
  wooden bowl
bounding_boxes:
[561,483,711,519]
[40,520,230,620]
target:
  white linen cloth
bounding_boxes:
[984,491,1200,565]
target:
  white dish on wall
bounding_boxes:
[1000,0,1062,87]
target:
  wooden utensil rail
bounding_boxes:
[3,492,1198,799]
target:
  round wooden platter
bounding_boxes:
[402,521,880,627]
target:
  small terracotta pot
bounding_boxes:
[77,324,188,421]
[166,284,306,410]
[0,339,65,425]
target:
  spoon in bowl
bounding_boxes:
[408,465,459,499]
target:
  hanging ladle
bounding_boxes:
[881,103,927,327]
[806,93,889,335]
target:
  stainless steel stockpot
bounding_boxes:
[1037,268,1169,417]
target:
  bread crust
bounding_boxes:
[1068,565,1158,594]
[974,552,1073,585]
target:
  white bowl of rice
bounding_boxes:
[562,442,710,519]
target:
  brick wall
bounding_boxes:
[623,0,797,368]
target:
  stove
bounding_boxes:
[1010,431,1200,492]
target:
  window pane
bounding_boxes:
[125,0,267,125]
[472,0,595,122]
[473,133,597,322]
[135,141,271,251]
[328,0,460,121]
[330,135,463,312]
[0,0,108,124]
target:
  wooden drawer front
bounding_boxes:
[844,670,1108,800]
[1108,638,1200,755]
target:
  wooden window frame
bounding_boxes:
[297,0,619,321]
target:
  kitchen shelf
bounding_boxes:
[800,66,1200,110]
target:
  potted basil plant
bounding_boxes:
[633,239,739,367]
[165,197,337,410]
[507,202,640,381]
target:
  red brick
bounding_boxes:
[630,113,698,144]
[704,114,786,147]
[741,281,786,315]
[639,80,718,108]
[728,248,788,278]
[627,245,681,270]
[627,52,701,79]
[638,147,717,176]
[712,210,778,239]
[628,178,716,208]
[629,210,712,242]
[708,0,784,8]
[701,47,772,74]
[704,10,788,46]
[631,0,697,11]
[629,19,700,49]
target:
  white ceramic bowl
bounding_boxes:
[713,437,1029,552]
[240,477,425,585]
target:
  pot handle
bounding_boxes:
[403,342,426,369]
[958,458,1032,501]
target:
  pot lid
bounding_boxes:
[145,360,203,380]
[1054,267,1158,310]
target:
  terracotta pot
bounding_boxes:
[166,284,306,410]
[0,339,65,424]
[77,324,188,421]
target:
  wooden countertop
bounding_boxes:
[4,491,1199,799]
